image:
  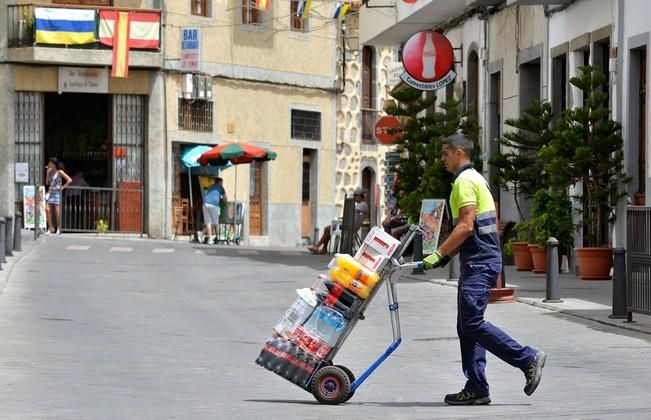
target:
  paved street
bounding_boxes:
[1,235,651,419]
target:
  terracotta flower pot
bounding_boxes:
[512,241,533,271]
[528,244,547,274]
[575,247,613,280]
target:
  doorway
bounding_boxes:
[44,92,110,187]
[361,167,375,225]
[301,149,316,239]
[629,46,647,205]
[249,161,265,236]
[489,71,501,204]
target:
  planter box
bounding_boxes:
[575,247,613,280]
[528,244,547,274]
[512,241,533,271]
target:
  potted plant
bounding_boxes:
[508,221,535,271]
[527,189,574,274]
[539,66,629,280]
[489,100,554,271]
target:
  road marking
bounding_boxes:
[110,247,133,253]
[152,248,175,254]
[280,252,304,257]
[65,245,90,251]
[238,250,260,255]
[195,250,205,255]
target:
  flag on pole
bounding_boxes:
[111,12,130,78]
[34,8,96,45]
[99,10,160,49]
[332,2,350,20]
[296,0,312,19]
[255,0,270,10]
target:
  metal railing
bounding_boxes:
[6,4,161,50]
[7,4,35,47]
[61,186,143,234]
[627,207,651,317]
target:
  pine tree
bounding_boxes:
[385,86,479,221]
[488,100,554,221]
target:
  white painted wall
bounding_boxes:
[548,0,615,49]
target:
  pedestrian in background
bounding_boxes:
[45,157,72,235]
[201,177,227,244]
[423,134,546,405]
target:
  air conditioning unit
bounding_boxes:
[183,74,193,99]
[205,76,213,100]
[193,75,206,100]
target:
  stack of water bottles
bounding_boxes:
[255,253,381,388]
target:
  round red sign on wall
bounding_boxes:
[401,31,454,84]
[374,116,403,145]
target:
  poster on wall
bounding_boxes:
[23,185,47,230]
[418,199,446,255]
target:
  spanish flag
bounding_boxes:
[99,10,160,49]
[255,0,270,10]
[111,12,131,78]
[35,8,96,45]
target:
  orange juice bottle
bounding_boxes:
[328,266,371,299]
[335,254,380,288]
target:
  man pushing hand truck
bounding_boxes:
[423,134,546,406]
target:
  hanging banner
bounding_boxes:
[418,199,446,255]
[400,31,456,91]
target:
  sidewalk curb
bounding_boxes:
[0,233,42,295]
[514,298,651,336]
[411,275,651,337]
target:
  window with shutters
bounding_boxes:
[291,109,321,141]
[191,0,208,17]
[290,0,308,33]
[242,0,263,25]
[362,46,375,144]
[178,98,213,132]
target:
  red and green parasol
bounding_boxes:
[198,142,277,166]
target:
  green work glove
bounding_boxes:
[423,250,451,270]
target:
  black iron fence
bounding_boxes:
[61,186,143,234]
[627,207,651,317]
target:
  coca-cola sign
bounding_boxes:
[400,31,456,91]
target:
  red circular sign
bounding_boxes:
[402,31,454,83]
[374,116,403,145]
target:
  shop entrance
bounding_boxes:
[44,92,110,187]
[42,92,145,233]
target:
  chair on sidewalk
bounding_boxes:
[327,219,342,254]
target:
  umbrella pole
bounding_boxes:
[188,166,194,209]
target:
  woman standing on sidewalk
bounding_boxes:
[45,157,72,235]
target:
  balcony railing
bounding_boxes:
[7,4,161,50]
[7,4,35,47]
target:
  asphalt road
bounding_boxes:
[1,236,651,419]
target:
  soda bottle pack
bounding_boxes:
[255,252,384,388]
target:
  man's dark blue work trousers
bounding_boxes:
[457,263,537,397]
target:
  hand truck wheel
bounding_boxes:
[310,365,351,405]
[335,365,355,403]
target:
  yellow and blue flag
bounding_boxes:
[35,7,96,45]
[296,0,312,19]
[332,2,350,20]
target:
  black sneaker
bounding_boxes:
[524,351,547,396]
[444,389,491,406]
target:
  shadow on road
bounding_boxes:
[244,399,530,408]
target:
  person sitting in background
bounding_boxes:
[308,188,369,254]
[382,206,409,240]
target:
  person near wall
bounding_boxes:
[308,188,369,254]
[423,134,546,405]
[45,157,72,235]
